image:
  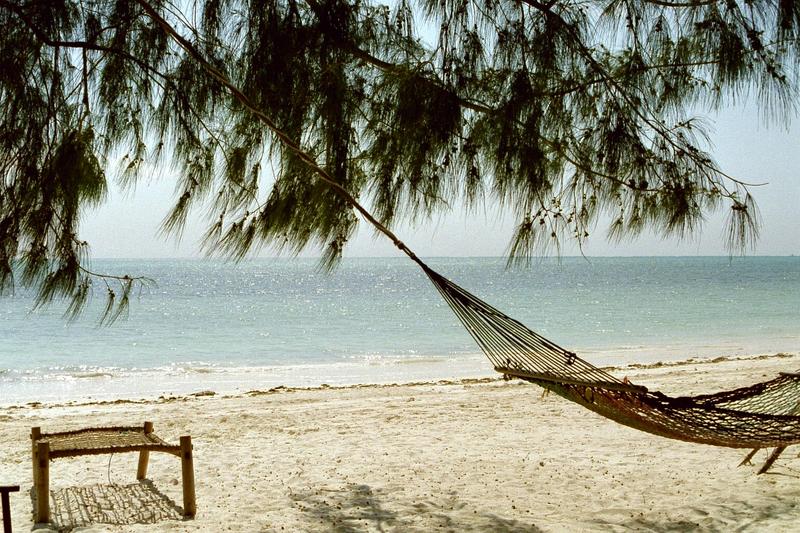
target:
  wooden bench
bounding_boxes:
[31,422,195,523]
[1,485,19,533]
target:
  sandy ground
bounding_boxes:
[2,353,800,532]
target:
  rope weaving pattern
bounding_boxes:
[38,426,179,459]
[425,267,637,390]
[423,265,800,449]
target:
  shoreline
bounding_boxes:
[2,352,800,532]
[4,351,796,410]
[3,255,797,408]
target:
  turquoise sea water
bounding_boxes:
[1,256,798,404]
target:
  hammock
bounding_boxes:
[420,263,800,455]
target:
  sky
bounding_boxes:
[81,104,800,259]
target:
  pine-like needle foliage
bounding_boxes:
[1,0,795,317]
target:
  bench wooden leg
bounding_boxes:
[1,485,20,533]
[34,442,50,523]
[1,490,10,533]
[30,428,41,490]
[137,422,154,480]
[179,436,196,517]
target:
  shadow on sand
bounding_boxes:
[586,480,800,533]
[288,482,545,532]
[30,480,184,532]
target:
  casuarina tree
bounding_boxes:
[0,0,795,319]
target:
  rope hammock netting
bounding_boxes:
[145,12,800,472]
[423,264,800,454]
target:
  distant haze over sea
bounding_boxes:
[1,257,797,404]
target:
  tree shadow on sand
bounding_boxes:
[30,480,184,532]
[586,483,800,533]
[287,482,545,532]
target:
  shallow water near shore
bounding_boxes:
[1,256,798,404]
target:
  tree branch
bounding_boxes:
[644,0,718,7]
[135,0,429,266]
[0,0,170,83]
[517,0,753,190]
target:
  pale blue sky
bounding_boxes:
[81,105,799,258]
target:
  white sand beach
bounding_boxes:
[2,353,800,532]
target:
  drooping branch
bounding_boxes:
[0,0,788,320]
[135,0,428,265]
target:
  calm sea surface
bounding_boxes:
[1,256,798,404]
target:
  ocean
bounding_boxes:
[1,256,797,405]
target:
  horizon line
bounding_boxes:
[85,254,798,260]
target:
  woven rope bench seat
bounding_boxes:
[31,422,195,524]
[37,426,180,459]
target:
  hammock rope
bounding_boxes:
[421,263,800,450]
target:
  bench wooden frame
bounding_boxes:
[31,422,195,523]
[1,485,19,533]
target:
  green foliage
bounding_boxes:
[0,0,793,318]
